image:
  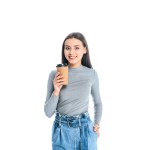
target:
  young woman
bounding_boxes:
[44,32,102,150]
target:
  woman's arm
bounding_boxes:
[44,70,59,118]
[91,70,103,125]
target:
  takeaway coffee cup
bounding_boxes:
[56,63,68,85]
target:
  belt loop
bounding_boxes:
[67,118,70,128]
[79,117,81,127]
[58,113,62,127]
[58,112,61,117]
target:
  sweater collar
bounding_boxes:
[68,64,84,71]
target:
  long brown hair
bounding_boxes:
[61,32,93,68]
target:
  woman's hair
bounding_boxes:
[61,32,93,68]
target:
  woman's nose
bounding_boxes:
[69,49,74,54]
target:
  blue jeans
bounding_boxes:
[52,112,98,150]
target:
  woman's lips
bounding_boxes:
[68,56,77,59]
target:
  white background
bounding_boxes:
[0,0,150,149]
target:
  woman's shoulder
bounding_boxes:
[49,70,57,77]
[50,69,57,74]
[82,65,97,74]
[82,66,99,83]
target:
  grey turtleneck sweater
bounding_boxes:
[44,65,102,124]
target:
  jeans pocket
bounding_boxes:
[52,122,60,142]
[88,121,98,139]
[87,121,98,150]
[93,130,98,138]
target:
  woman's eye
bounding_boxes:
[75,47,79,50]
[65,47,70,50]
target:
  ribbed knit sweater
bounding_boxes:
[44,65,102,124]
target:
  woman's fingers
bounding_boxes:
[56,81,65,86]
[93,126,100,137]
[54,73,64,83]
[53,72,65,89]
[56,76,64,83]
[53,72,65,94]
[55,71,60,77]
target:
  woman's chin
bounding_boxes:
[67,60,77,64]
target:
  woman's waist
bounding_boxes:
[54,111,90,128]
[56,105,88,117]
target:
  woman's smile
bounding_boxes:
[68,56,77,60]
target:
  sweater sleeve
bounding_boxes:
[91,70,103,125]
[44,70,59,118]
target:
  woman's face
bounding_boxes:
[64,38,86,68]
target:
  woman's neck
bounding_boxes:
[68,63,82,68]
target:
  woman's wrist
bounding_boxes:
[53,90,59,96]
[94,124,100,129]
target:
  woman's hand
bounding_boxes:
[93,124,100,137]
[53,72,65,96]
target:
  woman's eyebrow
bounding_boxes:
[64,45,70,47]
[74,45,80,47]
[64,45,80,47]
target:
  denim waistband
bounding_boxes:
[55,111,89,118]
[55,112,89,128]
